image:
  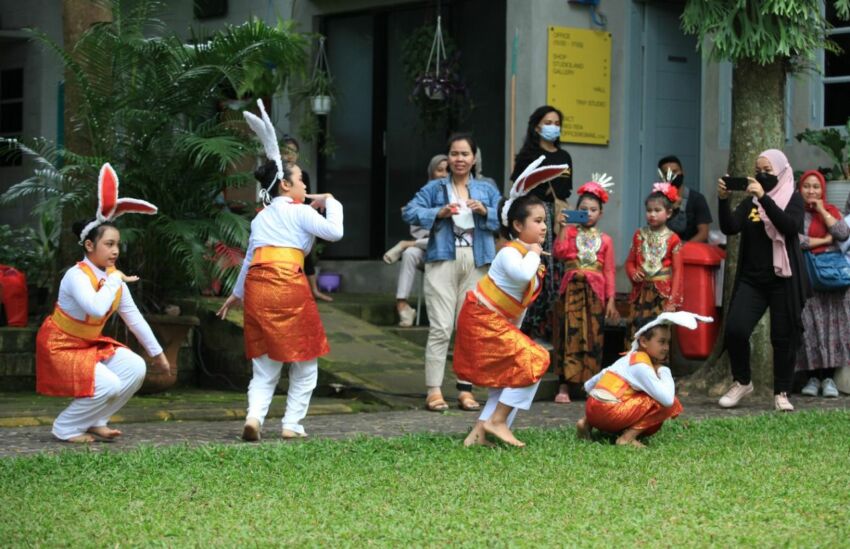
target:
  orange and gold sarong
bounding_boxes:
[585,371,683,437]
[243,247,329,362]
[36,263,124,398]
[452,291,550,388]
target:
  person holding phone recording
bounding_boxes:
[716,149,809,412]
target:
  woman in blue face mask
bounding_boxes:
[510,106,574,357]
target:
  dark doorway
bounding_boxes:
[319,0,507,259]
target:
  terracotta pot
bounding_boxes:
[137,314,200,394]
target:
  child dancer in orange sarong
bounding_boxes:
[217,100,343,442]
[577,312,711,447]
[453,156,569,447]
[36,163,168,443]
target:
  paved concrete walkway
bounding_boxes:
[1,394,848,458]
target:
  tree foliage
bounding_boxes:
[682,0,850,66]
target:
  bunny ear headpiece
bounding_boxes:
[577,172,615,204]
[243,99,283,205]
[78,163,157,245]
[630,311,713,352]
[501,155,570,227]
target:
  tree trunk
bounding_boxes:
[681,58,787,397]
[58,0,112,266]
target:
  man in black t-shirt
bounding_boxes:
[658,155,712,242]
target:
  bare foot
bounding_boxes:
[282,428,308,439]
[313,290,333,302]
[87,426,122,439]
[483,419,525,447]
[63,434,96,443]
[242,418,261,442]
[615,436,646,448]
[554,387,571,404]
[463,424,495,447]
[575,418,592,441]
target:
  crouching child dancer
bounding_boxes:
[217,100,343,441]
[577,312,711,448]
[453,157,569,447]
[36,163,168,443]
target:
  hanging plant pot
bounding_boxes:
[311,95,333,115]
[422,77,446,100]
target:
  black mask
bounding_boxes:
[755,172,779,192]
[671,174,684,188]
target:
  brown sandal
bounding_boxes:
[457,391,481,411]
[426,392,449,412]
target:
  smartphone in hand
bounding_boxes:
[562,209,589,224]
[721,176,749,191]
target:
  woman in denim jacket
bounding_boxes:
[403,133,503,412]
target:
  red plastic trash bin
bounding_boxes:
[0,265,28,327]
[677,243,725,359]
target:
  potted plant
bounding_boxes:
[305,36,335,115]
[0,1,310,392]
[796,118,850,205]
[402,17,472,132]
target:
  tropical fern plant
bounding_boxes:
[1,0,308,306]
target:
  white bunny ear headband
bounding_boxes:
[502,155,571,227]
[630,311,713,352]
[78,163,157,245]
[243,99,283,205]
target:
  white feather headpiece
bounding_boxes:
[657,167,675,183]
[502,155,570,227]
[243,99,283,205]
[630,311,714,352]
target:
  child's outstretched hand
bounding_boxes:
[115,271,139,283]
[216,295,242,319]
[150,353,170,375]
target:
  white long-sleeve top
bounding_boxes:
[233,196,344,299]
[583,352,677,408]
[481,244,541,327]
[57,257,163,357]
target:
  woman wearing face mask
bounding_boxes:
[716,149,809,412]
[403,133,503,412]
[511,106,573,345]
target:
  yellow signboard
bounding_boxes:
[547,26,611,145]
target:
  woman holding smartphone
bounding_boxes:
[716,149,809,412]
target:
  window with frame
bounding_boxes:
[0,67,23,167]
[824,5,850,127]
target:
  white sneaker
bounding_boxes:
[398,305,416,327]
[822,378,839,398]
[718,381,754,408]
[801,377,820,397]
[774,392,795,412]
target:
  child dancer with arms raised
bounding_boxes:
[453,157,568,447]
[552,174,619,403]
[36,164,168,443]
[217,100,343,441]
[625,183,684,340]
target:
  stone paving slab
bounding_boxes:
[1,394,847,458]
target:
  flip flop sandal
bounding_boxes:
[457,393,481,411]
[383,242,406,264]
[554,392,571,404]
[426,393,449,412]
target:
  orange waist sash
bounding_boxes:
[594,371,638,400]
[51,306,109,341]
[252,246,305,268]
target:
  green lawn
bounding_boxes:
[2,411,849,546]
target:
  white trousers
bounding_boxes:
[423,247,487,388]
[52,347,147,440]
[478,380,541,428]
[246,354,318,435]
[396,245,426,300]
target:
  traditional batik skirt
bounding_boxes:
[553,273,605,384]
